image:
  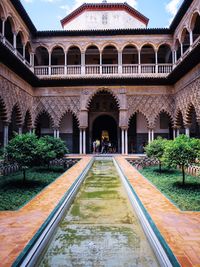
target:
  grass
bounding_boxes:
[0,166,64,211]
[139,166,200,211]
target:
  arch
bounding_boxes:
[25,42,32,63]
[157,44,172,63]
[67,46,81,65]
[50,44,65,54]
[174,109,184,128]
[58,109,79,127]
[154,110,174,139]
[85,43,101,52]
[181,28,190,53]
[4,16,15,45]
[185,103,197,125]
[34,110,54,137]
[0,97,8,122]
[140,44,155,64]
[16,31,25,55]
[34,46,49,66]
[23,109,32,133]
[101,42,119,52]
[185,103,200,138]
[86,89,120,110]
[10,103,23,126]
[190,11,200,41]
[175,39,181,60]
[102,45,118,65]
[85,45,100,65]
[51,46,65,66]
[122,45,138,65]
[128,111,148,127]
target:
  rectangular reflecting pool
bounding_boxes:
[39,160,160,267]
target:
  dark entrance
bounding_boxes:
[92,115,118,153]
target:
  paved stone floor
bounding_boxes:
[115,156,200,267]
[0,155,199,266]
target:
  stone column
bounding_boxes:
[121,129,124,155]
[49,52,51,75]
[180,43,183,57]
[79,129,83,154]
[64,51,67,75]
[148,129,151,144]
[173,128,176,139]
[138,49,141,74]
[189,31,193,48]
[151,129,155,141]
[155,50,158,73]
[83,128,86,154]
[185,127,190,137]
[81,52,85,75]
[100,52,102,74]
[13,32,17,53]
[57,130,60,138]
[18,126,22,135]
[177,128,180,136]
[23,44,26,59]
[125,129,128,155]
[53,129,57,138]
[2,19,5,38]
[118,51,122,74]
[3,123,9,147]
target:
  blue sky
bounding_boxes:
[20,0,184,30]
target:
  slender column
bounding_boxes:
[151,129,154,141]
[121,129,124,155]
[31,52,35,67]
[148,129,151,144]
[177,128,180,136]
[174,50,177,63]
[81,52,85,75]
[13,32,17,53]
[125,129,128,155]
[180,43,183,57]
[100,52,102,74]
[189,31,193,48]
[118,51,122,74]
[138,49,141,74]
[3,124,9,147]
[173,128,176,139]
[18,127,22,135]
[172,50,176,69]
[57,130,60,138]
[23,44,25,59]
[155,50,158,73]
[49,52,51,75]
[53,129,57,138]
[29,128,32,134]
[64,51,67,75]
[185,127,190,137]
[79,129,83,154]
[2,19,5,37]
[83,129,86,154]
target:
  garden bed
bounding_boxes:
[0,166,64,211]
[139,166,200,211]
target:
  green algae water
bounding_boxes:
[39,160,160,267]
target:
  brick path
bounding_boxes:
[0,155,200,266]
[115,156,200,267]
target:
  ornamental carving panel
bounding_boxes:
[174,77,200,125]
[0,76,33,124]
[33,96,80,128]
[127,95,174,128]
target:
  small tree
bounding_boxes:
[145,136,168,173]
[163,135,200,185]
[37,136,68,167]
[6,133,38,181]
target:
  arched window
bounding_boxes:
[25,42,31,63]
[181,28,190,53]
[16,31,24,55]
[191,13,200,42]
[140,45,155,64]
[4,17,14,45]
[67,46,81,65]
[34,46,49,66]
[175,39,181,61]
[85,45,100,65]
[122,45,138,64]
[102,45,118,65]
[51,46,65,65]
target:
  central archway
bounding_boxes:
[88,90,119,153]
[92,115,118,152]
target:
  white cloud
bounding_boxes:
[165,0,182,25]
[22,0,33,3]
[60,0,138,15]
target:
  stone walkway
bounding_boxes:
[0,155,200,266]
[115,156,200,267]
[0,156,91,266]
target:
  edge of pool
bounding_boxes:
[12,157,94,267]
[113,157,180,267]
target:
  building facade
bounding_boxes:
[0,0,200,154]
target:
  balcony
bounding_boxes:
[34,63,173,78]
